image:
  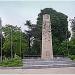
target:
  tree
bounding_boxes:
[0,27,4,61]
[68,39,75,55]
[70,17,75,39]
[24,20,33,55]
[0,31,3,61]
[2,25,28,57]
[36,8,70,55]
[24,20,38,56]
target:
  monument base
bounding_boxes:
[41,50,53,60]
[23,57,75,69]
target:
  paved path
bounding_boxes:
[0,67,75,74]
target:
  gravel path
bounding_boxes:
[0,67,75,74]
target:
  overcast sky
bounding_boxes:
[0,1,75,30]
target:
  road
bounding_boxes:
[0,67,75,74]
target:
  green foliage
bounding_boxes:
[57,38,75,56]
[1,8,73,58]
[30,40,41,55]
[70,17,75,38]
[67,18,75,60]
[0,54,22,67]
[24,20,40,56]
[23,8,71,56]
[0,32,4,56]
[2,25,28,57]
[36,8,70,55]
[24,20,32,55]
[68,39,75,55]
[68,55,75,60]
[57,40,68,56]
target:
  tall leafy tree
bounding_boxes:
[70,17,75,39]
[68,17,75,55]
[24,20,38,56]
[24,20,33,55]
[0,30,4,61]
[2,25,28,57]
[36,8,70,55]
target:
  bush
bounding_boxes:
[68,55,75,60]
[0,54,23,67]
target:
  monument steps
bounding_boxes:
[22,58,75,69]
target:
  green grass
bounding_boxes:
[0,54,23,67]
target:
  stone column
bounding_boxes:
[41,14,53,59]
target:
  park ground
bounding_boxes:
[0,67,75,74]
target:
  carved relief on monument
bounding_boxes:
[41,14,53,59]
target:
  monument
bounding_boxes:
[41,14,53,59]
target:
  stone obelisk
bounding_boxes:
[41,14,53,59]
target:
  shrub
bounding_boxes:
[68,55,75,60]
[0,54,23,67]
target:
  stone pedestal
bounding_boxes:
[41,14,53,59]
